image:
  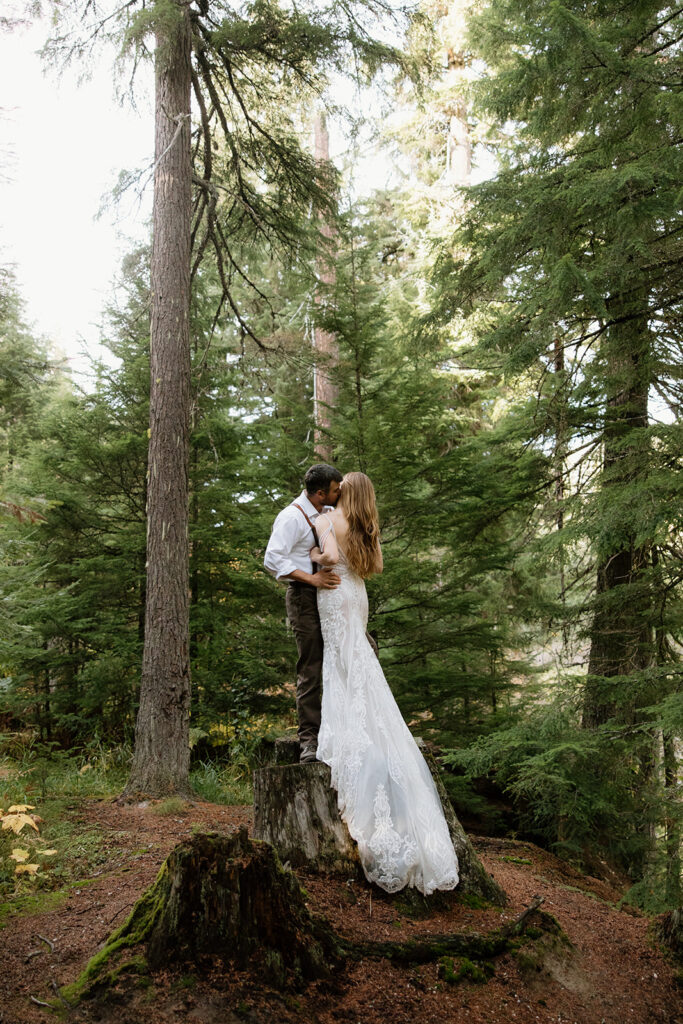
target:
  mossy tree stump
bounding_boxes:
[63,826,343,1000]
[253,737,507,906]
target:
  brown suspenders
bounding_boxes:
[293,502,320,574]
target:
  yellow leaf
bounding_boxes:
[10,848,30,862]
[1,813,39,834]
[14,863,40,876]
[79,764,92,774]
[39,849,58,856]
[7,804,36,813]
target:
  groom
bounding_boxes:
[264,464,343,763]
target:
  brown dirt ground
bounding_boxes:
[0,799,680,1024]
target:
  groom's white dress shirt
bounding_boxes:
[264,490,325,581]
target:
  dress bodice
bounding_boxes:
[318,518,357,582]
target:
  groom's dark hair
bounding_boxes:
[305,463,343,494]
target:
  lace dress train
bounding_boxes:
[316,536,460,895]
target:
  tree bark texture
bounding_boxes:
[253,740,507,905]
[124,2,193,798]
[583,293,654,728]
[440,3,472,188]
[253,762,362,876]
[312,111,338,461]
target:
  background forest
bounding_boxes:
[1,0,681,917]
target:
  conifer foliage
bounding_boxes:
[427,0,683,903]
[0,0,681,911]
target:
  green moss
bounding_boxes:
[392,886,454,919]
[60,861,169,1003]
[438,955,494,984]
[500,856,532,865]
[539,912,573,947]
[457,892,492,910]
[515,950,541,973]
[475,931,509,957]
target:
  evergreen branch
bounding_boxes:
[627,7,683,55]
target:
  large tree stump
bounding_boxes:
[253,738,507,906]
[62,827,343,1001]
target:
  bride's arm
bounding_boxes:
[310,514,339,565]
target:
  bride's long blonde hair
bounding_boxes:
[338,472,382,578]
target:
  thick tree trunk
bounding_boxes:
[583,295,653,728]
[253,739,507,905]
[663,732,682,906]
[124,2,193,798]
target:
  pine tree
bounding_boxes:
[424,0,683,894]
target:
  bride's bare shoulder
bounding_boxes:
[329,509,348,528]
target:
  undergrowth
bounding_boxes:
[0,736,254,914]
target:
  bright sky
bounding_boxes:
[0,15,154,376]
[0,14,392,378]
[0,8,470,380]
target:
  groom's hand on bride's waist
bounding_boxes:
[287,567,341,589]
[312,568,341,589]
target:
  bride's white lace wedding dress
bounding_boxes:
[316,528,460,895]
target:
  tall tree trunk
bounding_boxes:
[312,110,338,461]
[552,336,569,649]
[124,1,193,798]
[441,2,472,189]
[583,294,653,728]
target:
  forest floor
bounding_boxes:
[0,797,681,1024]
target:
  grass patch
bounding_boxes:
[189,760,253,805]
[0,739,131,805]
[0,886,68,930]
[150,797,190,816]
[500,855,532,865]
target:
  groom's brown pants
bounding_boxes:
[286,582,323,749]
[285,580,379,752]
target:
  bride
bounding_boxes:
[310,471,460,896]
